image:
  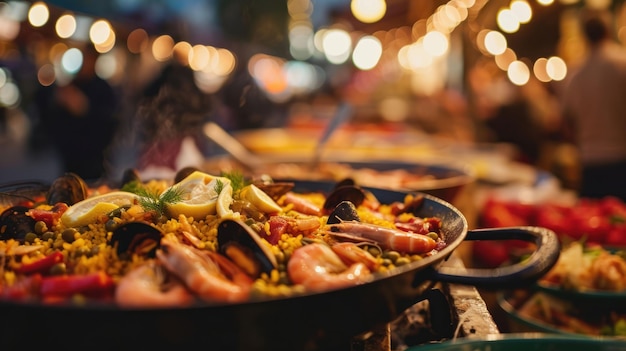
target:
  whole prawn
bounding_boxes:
[287,242,371,292]
[327,221,437,254]
[115,261,194,308]
[156,234,253,303]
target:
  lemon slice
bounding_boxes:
[61,191,138,228]
[216,182,239,219]
[165,171,226,219]
[240,184,282,214]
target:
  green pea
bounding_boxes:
[104,219,118,232]
[382,251,401,262]
[367,246,382,257]
[427,232,439,241]
[41,231,56,241]
[75,246,91,257]
[395,257,411,266]
[34,221,48,234]
[49,262,66,275]
[24,232,38,243]
[62,228,77,243]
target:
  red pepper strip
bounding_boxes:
[1,274,42,301]
[40,272,115,297]
[27,203,69,227]
[14,251,64,275]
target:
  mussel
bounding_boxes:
[174,166,200,184]
[46,173,88,206]
[323,184,366,211]
[217,219,277,279]
[252,175,295,201]
[120,168,142,188]
[326,200,360,225]
[0,180,48,208]
[0,206,36,242]
[110,221,162,258]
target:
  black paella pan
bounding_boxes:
[0,179,559,351]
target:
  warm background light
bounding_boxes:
[351,0,387,23]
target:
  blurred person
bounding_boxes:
[35,46,119,181]
[131,61,212,179]
[561,12,626,201]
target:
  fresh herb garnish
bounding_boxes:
[220,171,248,193]
[134,186,184,217]
[214,178,225,195]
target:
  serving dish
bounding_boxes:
[498,289,626,339]
[0,174,558,350]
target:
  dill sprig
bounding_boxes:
[134,185,184,217]
[220,171,248,193]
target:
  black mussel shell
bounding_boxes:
[110,221,162,258]
[253,181,295,201]
[334,178,356,189]
[327,201,360,225]
[323,185,366,212]
[217,219,277,278]
[0,206,36,242]
[174,166,200,184]
[46,173,88,206]
[402,194,425,215]
[0,180,49,208]
[120,168,141,188]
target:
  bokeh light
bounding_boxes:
[152,35,175,62]
[484,30,507,55]
[352,35,382,70]
[61,47,83,74]
[55,14,76,39]
[546,56,567,81]
[507,60,530,85]
[351,0,387,23]
[322,28,352,64]
[27,2,49,27]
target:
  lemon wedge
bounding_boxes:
[61,191,138,228]
[240,184,282,214]
[216,182,239,219]
[165,171,228,220]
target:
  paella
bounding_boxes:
[0,169,447,307]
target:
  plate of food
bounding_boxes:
[536,241,626,302]
[498,289,626,339]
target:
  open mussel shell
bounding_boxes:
[0,180,49,208]
[174,166,200,184]
[323,184,366,211]
[326,200,360,225]
[252,175,295,201]
[217,219,277,278]
[46,172,88,206]
[110,221,162,258]
[0,206,36,242]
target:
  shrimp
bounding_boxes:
[327,221,437,254]
[331,242,379,271]
[287,243,371,292]
[282,192,322,216]
[115,261,194,308]
[156,234,253,303]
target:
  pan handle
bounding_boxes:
[428,226,560,289]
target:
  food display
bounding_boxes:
[474,195,626,267]
[490,196,626,339]
[500,290,626,338]
[540,241,626,293]
[0,170,447,306]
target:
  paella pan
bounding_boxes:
[0,170,559,350]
